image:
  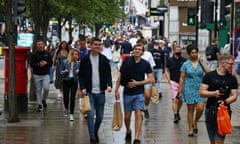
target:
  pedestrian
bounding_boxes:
[78,37,88,60]
[112,40,121,71]
[150,39,165,98]
[29,40,52,112]
[115,43,154,144]
[47,44,55,84]
[165,45,186,123]
[78,37,112,144]
[205,39,220,70]
[120,35,132,62]
[137,39,156,119]
[60,49,80,121]
[52,41,70,98]
[178,44,210,137]
[199,53,238,144]
[102,35,113,61]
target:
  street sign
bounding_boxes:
[150,6,168,16]
[150,8,161,16]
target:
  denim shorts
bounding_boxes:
[123,93,144,112]
[205,108,225,140]
[144,83,152,89]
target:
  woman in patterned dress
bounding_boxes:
[178,44,210,137]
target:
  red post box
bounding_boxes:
[4,46,29,112]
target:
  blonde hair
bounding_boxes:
[219,53,233,62]
[67,49,79,62]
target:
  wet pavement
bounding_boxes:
[0,71,239,144]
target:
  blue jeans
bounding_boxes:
[33,74,50,105]
[49,66,55,82]
[87,93,105,141]
[154,69,163,93]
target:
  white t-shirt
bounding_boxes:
[141,51,155,79]
[102,47,112,61]
[141,51,156,68]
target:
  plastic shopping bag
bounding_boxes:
[217,104,232,136]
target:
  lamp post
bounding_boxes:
[214,0,218,38]
[196,0,199,47]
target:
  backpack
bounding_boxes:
[205,45,216,60]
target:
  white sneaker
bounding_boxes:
[64,110,68,117]
[69,114,74,121]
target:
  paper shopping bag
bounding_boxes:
[151,84,159,104]
[112,102,123,131]
[79,95,91,114]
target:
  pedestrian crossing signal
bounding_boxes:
[188,8,196,26]
[188,16,195,25]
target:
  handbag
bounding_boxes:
[79,95,91,114]
[151,84,159,104]
[112,101,123,131]
[217,104,232,136]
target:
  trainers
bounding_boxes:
[42,100,47,109]
[64,109,69,117]
[143,109,150,119]
[173,114,179,124]
[69,114,74,121]
[133,139,141,144]
[125,130,131,142]
[37,104,42,112]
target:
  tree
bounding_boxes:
[5,0,20,122]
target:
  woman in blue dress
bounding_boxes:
[178,44,210,137]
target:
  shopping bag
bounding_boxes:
[217,104,232,136]
[79,95,91,114]
[151,84,159,104]
[112,102,123,131]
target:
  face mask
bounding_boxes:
[175,52,181,57]
[154,46,159,49]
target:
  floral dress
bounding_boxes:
[180,60,205,104]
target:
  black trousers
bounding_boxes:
[62,78,78,114]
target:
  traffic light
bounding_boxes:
[188,8,196,25]
[220,0,232,28]
[14,0,26,16]
[200,0,214,28]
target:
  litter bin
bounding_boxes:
[4,46,30,112]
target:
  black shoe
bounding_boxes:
[177,113,181,120]
[50,81,53,84]
[95,132,99,143]
[143,109,150,119]
[133,139,141,144]
[159,93,162,98]
[125,131,131,142]
[193,128,198,134]
[42,100,47,109]
[90,139,97,144]
[37,105,42,112]
[173,114,179,124]
[188,133,194,137]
